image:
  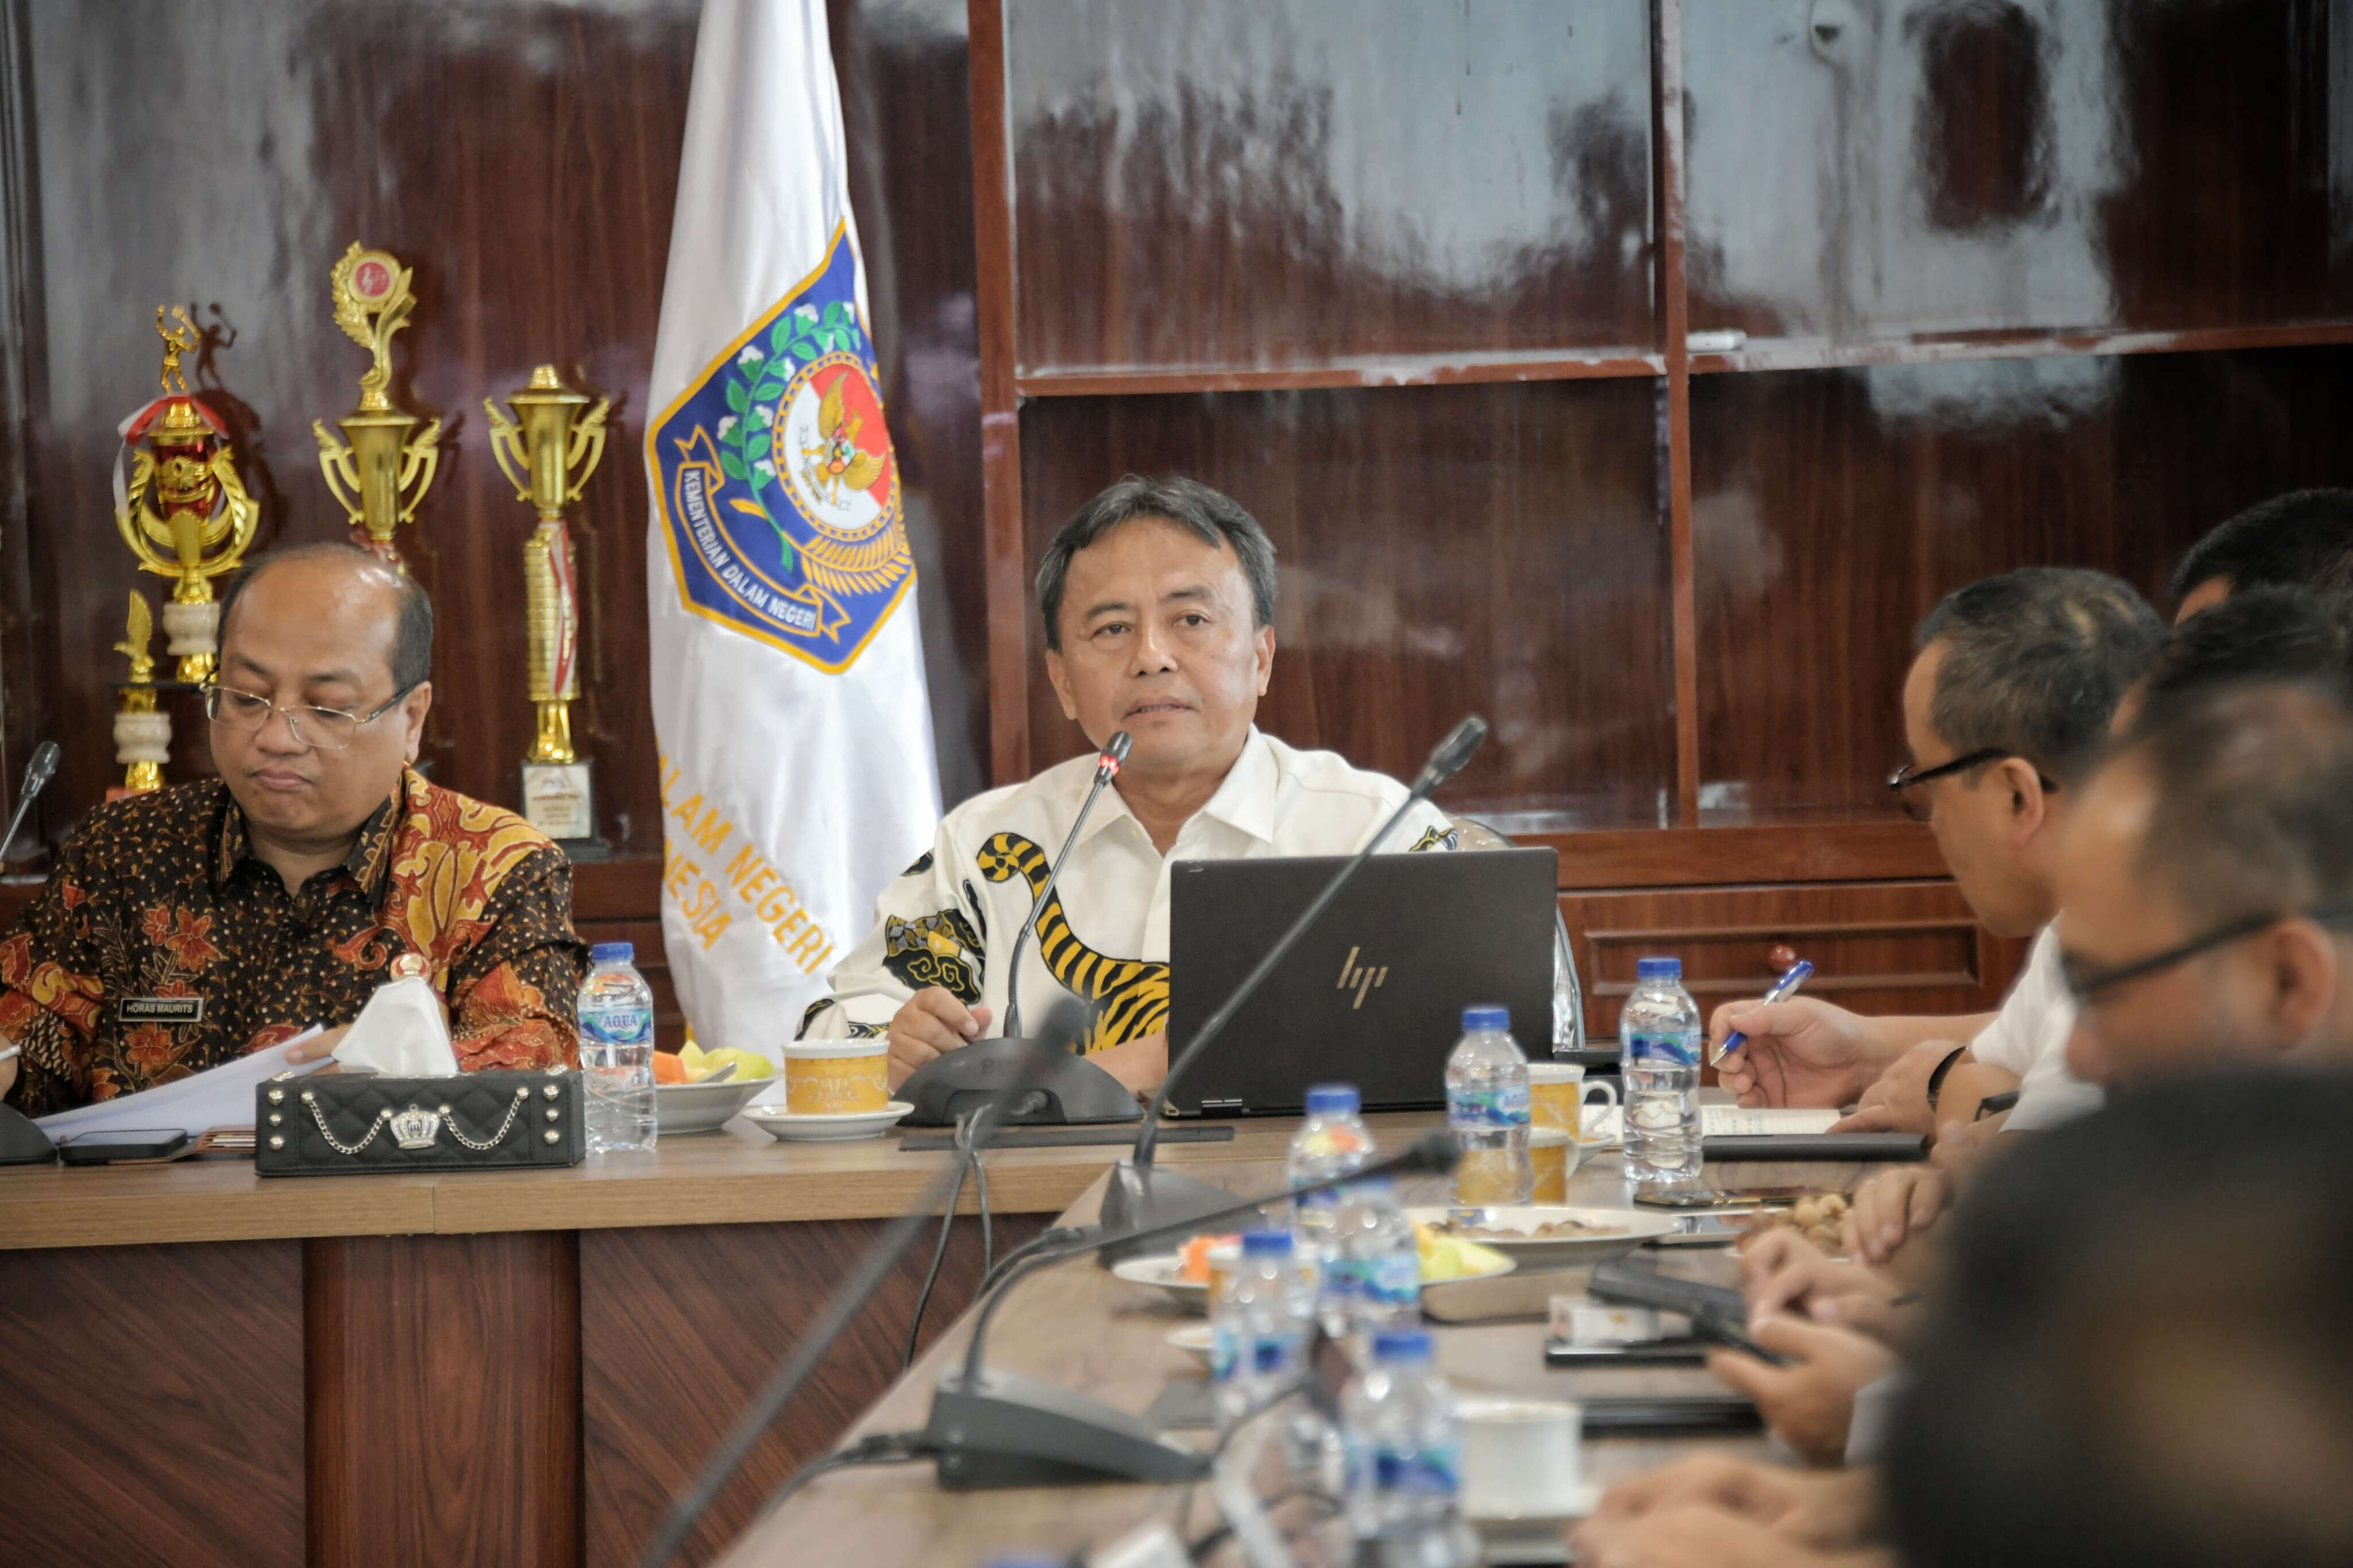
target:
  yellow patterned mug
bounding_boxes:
[784,1040,889,1115]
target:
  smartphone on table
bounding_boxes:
[56,1128,190,1165]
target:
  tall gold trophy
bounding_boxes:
[314,244,441,566]
[487,365,609,849]
[111,593,169,796]
[115,307,261,683]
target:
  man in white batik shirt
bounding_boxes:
[799,477,1456,1096]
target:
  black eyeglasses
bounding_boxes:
[2062,902,2353,1005]
[1886,748,2059,822]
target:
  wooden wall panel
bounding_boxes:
[1561,880,2030,1044]
[307,1230,583,1568]
[1682,0,2353,342]
[0,0,992,860]
[581,1212,1048,1568]
[0,1239,306,1568]
[1016,382,1673,829]
[1691,347,2353,820]
[1005,0,1656,374]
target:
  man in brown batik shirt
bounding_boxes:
[0,544,588,1116]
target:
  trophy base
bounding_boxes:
[520,758,601,850]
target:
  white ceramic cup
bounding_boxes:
[1458,1395,1584,1520]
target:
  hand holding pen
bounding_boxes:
[1710,959,1814,1066]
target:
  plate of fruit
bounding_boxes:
[650,1041,776,1133]
[1113,1227,1514,1315]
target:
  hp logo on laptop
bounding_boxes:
[1336,945,1388,1010]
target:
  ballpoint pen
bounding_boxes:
[1711,959,1814,1065]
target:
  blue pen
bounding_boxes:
[1712,960,1814,1065]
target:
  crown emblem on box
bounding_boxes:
[389,1106,442,1150]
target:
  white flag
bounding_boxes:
[642,0,939,1060]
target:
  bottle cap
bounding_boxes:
[1304,1083,1360,1115]
[1371,1328,1433,1364]
[1240,1228,1294,1257]
[1635,956,1682,981]
[1461,1004,1510,1032]
[589,941,635,964]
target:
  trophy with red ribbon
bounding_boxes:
[114,306,260,684]
[486,365,608,849]
[314,244,441,566]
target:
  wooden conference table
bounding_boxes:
[0,1109,1846,1568]
[716,1129,1842,1568]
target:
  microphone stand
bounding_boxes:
[635,1040,1063,1568]
[1003,731,1129,1039]
[0,740,60,868]
[921,1129,1462,1491]
[1097,716,1490,1261]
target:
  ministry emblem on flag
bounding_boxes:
[649,222,913,673]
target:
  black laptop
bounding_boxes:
[1165,847,1558,1115]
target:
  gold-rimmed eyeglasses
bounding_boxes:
[202,682,414,751]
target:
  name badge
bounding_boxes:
[119,996,205,1025]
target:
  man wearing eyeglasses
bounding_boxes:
[1708,569,2163,1147]
[2060,679,2353,1087]
[0,544,588,1115]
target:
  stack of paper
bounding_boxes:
[33,1028,327,1140]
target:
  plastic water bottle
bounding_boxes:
[1444,1005,1532,1205]
[1621,956,1702,1184]
[1212,1229,1314,1430]
[1326,1175,1422,1340]
[1287,1082,1376,1269]
[579,941,658,1154]
[1343,1328,1475,1567]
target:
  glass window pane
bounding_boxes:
[1020,381,1674,829]
[1684,0,2353,343]
[1008,0,1656,374]
[1694,348,2353,820]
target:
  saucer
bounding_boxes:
[742,1101,913,1142]
[1467,1478,1605,1532]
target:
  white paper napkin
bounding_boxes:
[332,976,459,1077]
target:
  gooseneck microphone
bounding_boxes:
[1001,730,1130,1040]
[1096,716,1489,1254]
[635,1040,1063,1568]
[919,1127,1463,1490]
[0,741,61,866]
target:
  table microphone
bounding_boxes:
[0,740,61,866]
[921,1127,1462,1490]
[1002,730,1129,1039]
[1097,716,1490,1259]
[635,1038,1064,1568]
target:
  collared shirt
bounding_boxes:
[800,729,1456,1052]
[0,770,588,1117]
[1970,925,2105,1130]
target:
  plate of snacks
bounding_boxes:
[1406,1206,1680,1268]
[1732,1192,1851,1255]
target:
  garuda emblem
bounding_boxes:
[647,222,914,673]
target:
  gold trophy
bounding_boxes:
[111,592,169,795]
[486,365,609,848]
[314,244,441,565]
[115,306,261,682]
